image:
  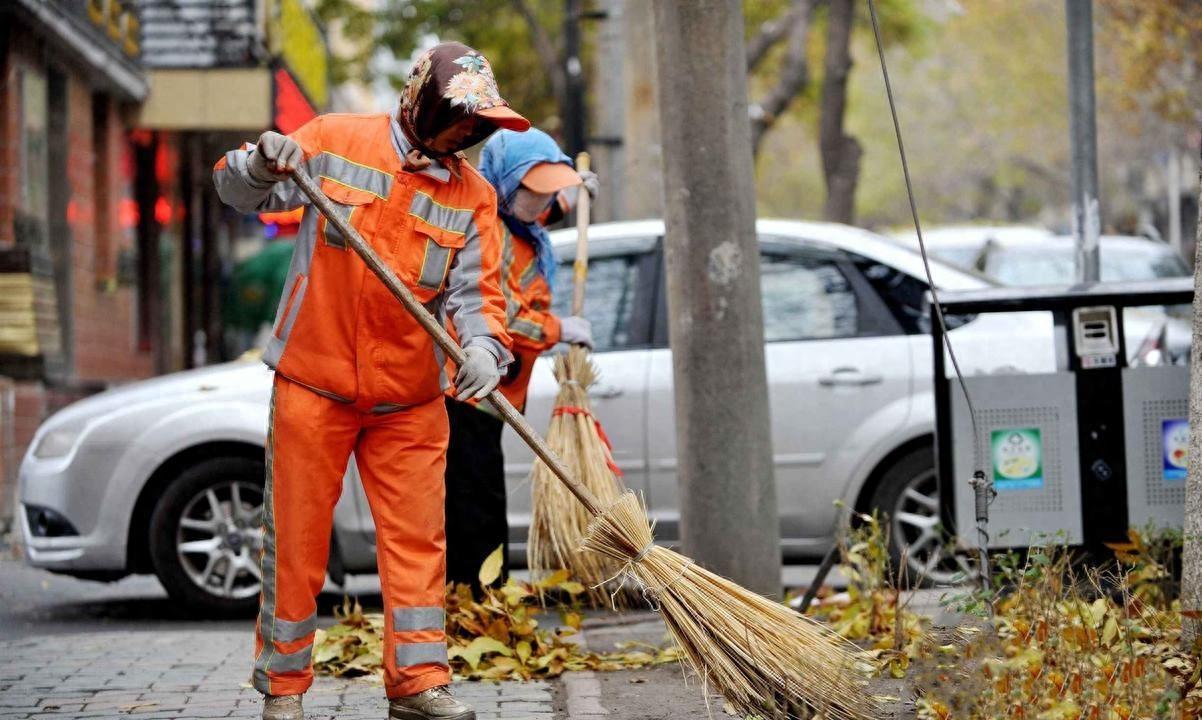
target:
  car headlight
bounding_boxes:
[32,424,86,459]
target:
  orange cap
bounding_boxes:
[521,161,583,194]
[477,105,531,133]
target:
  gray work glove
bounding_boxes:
[556,171,598,213]
[455,345,502,401]
[559,315,593,349]
[248,131,304,184]
[579,170,599,199]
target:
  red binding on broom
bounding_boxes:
[552,406,624,477]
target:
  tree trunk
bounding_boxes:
[651,0,781,597]
[1183,145,1202,650]
[818,0,861,225]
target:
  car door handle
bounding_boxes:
[818,367,884,387]
[589,384,624,399]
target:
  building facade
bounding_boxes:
[134,0,329,366]
[0,0,155,531]
[0,0,330,533]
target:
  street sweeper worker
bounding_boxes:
[443,128,598,589]
[213,41,529,720]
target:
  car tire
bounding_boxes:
[868,446,970,588]
[149,456,266,618]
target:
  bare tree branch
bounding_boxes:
[510,0,566,111]
[746,0,812,73]
[750,0,816,155]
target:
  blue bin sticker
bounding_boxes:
[1162,418,1188,482]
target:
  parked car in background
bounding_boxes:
[891,225,1058,272]
[22,219,1053,615]
[892,226,1189,285]
[892,226,1192,364]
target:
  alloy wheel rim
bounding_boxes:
[176,480,265,599]
[891,468,973,585]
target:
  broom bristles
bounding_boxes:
[583,492,882,720]
[528,346,633,607]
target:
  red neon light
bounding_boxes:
[119,198,140,228]
[155,196,172,225]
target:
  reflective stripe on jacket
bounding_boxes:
[213,113,512,407]
[446,225,559,412]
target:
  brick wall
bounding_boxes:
[0,380,45,533]
[0,36,156,530]
[67,75,153,382]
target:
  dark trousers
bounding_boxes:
[444,397,508,591]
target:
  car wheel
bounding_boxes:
[869,446,972,587]
[149,457,265,617]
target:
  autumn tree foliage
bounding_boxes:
[1098,0,1202,132]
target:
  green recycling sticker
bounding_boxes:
[991,428,1044,491]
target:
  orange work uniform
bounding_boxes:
[448,224,560,412]
[213,112,511,699]
[493,225,562,409]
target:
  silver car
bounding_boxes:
[19,219,1025,615]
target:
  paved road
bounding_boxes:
[0,549,874,719]
[0,553,387,641]
[0,547,845,642]
[0,554,563,719]
[0,630,556,719]
[0,554,712,719]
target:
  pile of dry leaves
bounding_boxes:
[804,509,1200,718]
[914,532,1200,719]
[312,548,679,682]
[803,509,929,680]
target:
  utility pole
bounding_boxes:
[651,0,781,597]
[563,0,586,157]
[1066,0,1100,282]
[1169,151,1183,256]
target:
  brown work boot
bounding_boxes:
[389,685,475,720]
[262,693,303,720]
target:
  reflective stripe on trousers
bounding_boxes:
[252,374,451,698]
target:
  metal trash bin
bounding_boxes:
[933,278,1193,551]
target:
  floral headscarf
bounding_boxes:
[398,42,526,159]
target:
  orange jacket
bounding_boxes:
[447,225,559,412]
[496,226,561,410]
[214,113,512,408]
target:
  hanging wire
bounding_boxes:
[864,0,995,596]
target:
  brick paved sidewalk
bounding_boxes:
[0,631,555,720]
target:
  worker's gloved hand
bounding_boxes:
[455,345,501,401]
[579,170,599,199]
[248,131,304,184]
[559,316,593,349]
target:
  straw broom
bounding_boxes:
[527,153,631,607]
[291,168,882,720]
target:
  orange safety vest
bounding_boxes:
[214,113,512,408]
[447,225,559,412]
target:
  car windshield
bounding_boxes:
[986,244,1189,286]
[927,245,982,270]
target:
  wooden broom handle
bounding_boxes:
[572,152,590,316]
[290,168,604,517]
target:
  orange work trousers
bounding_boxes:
[253,374,450,699]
